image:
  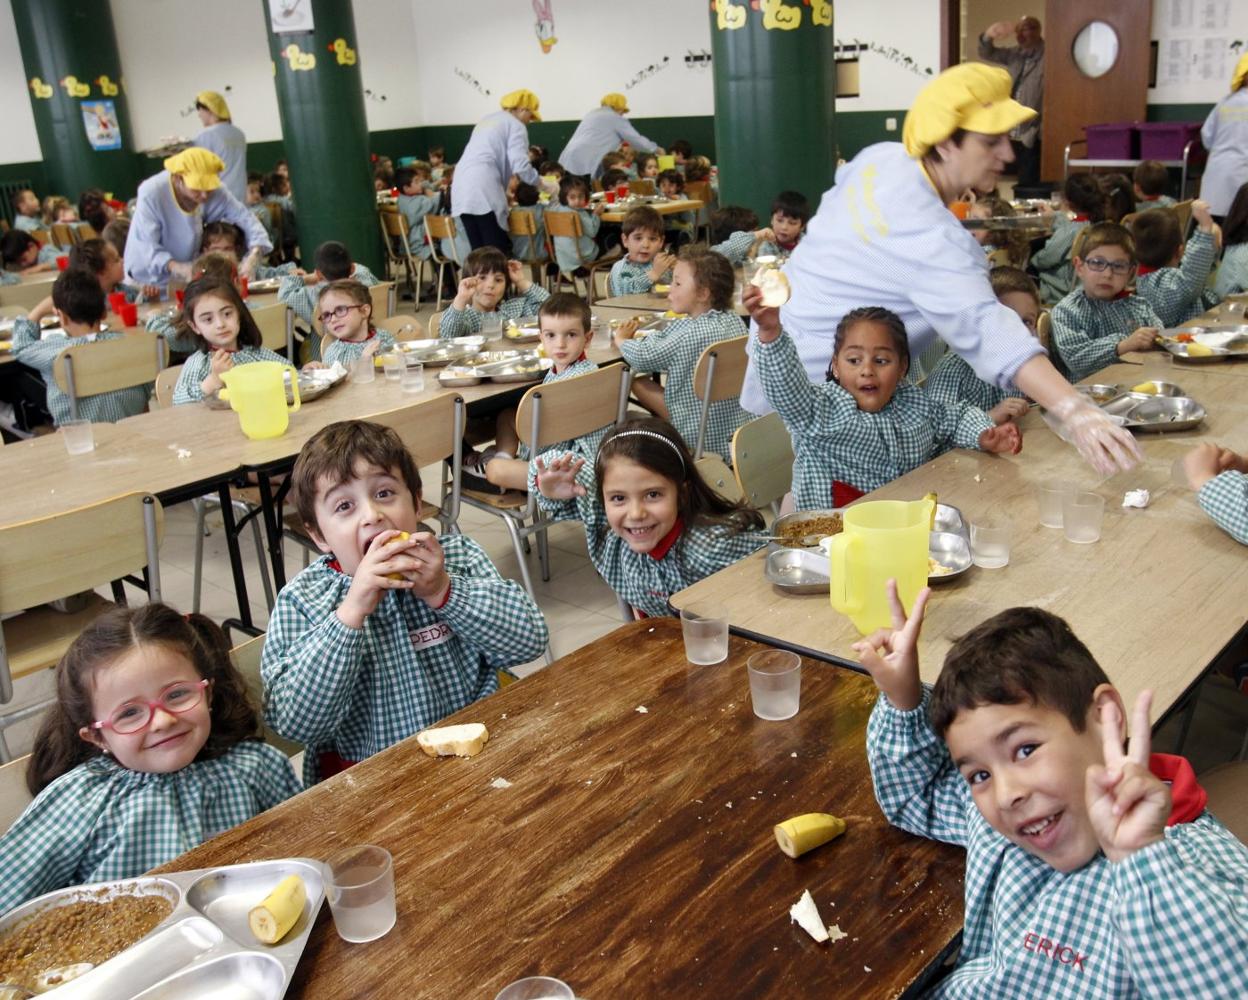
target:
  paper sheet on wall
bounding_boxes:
[1150,0,1245,102]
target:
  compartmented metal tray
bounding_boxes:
[928,531,972,583]
[246,278,282,294]
[765,547,829,594]
[1158,325,1248,361]
[0,858,324,999]
[436,351,551,384]
[504,317,541,343]
[392,339,481,366]
[1076,383,1123,405]
[1101,393,1206,432]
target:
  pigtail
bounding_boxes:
[183,612,263,757]
[26,680,101,796]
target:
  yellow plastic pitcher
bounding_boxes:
[218,361,300,440]
[828,498,933,635]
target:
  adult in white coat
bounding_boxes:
[741,63,1139,476]
[452,89,553,253]
[1199,54,1248,219]
[559,94,661,179]
[192,91,248,202]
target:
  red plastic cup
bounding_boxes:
[616,184,629,200]
[175,289,186,307]
[118,302,139,327]
[605,190,616,204]
[239,276,249,299]
[107,291,128,314]
[390,187,399,198]
[56,255,69,271]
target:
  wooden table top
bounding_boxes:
[598,292,749,319]
[673,364,1248,721]
[154,619,964,998]
[600,197,703,224]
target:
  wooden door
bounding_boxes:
[1041,1,1153,180]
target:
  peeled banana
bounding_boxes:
[1131,381,1159,394]
[248,874,307,944]
[774,812,847,859]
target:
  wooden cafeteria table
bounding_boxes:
[599,196,702,225]
[154,619,965,999]
[672,363,1248,723]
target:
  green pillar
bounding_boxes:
[11,0,140,200]
[264,0,381,274]
[709,0,837,223]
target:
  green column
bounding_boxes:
[264,0,381,274]
[11,0,140,200]
[709,0,837,223]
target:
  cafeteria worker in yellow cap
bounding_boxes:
[739,63,1139,475]
[124,147,273,287]
[451,89,557,252]
[558,93,663,180]
[1199,53,1248,219]
[193,90,247,201]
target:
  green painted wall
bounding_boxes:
[1146,103,1212,123]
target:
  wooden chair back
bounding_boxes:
[684,180,713,206]
[425,215,463,264]
[629,179,656,196]
[369,281,395,321]
[78,224,98,241]
[1172,198,1194,237]
[516,362,629,452]
[1036,308,1052,351]
[692,336,748,404]
[368,392,465,529]
[731,412,794,511]
[29,228,51,246]
[50,223,78,248]
[230,636,303,758]
[378,207,415,272]
[508,208,538,238]
[52,333,165,410]
[0,281,58,311]
[378,314,426,340]
[252,302,293,356]
[544,209,584,243]
[0,755,31,833]
[696,455,745,503]
[153,364,183,408]
[427,311,442,339]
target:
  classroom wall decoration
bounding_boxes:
[82,100,122,151]
[532,0,557,55]
[269,0,314,35]
[328,38,357,66]
[27,77,53,99]
[1149,0,1248,103]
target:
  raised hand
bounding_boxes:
[851,580,931,711]
[454,274,480,308]
[742,283,782,343]
[534,453,587,500]
[1085,690,1170,863]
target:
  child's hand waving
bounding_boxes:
[1085,690,1170,863]
[852,579,931,712]
[979,421,1023,455]
[534,454,587,500]
[454,274,479,308]
[506,259,531,292]
[742,284,782,343]
[649,252,676,282]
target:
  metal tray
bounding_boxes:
[1159,325,1248,361]
[438,365,483,387]
[504,318,541,343]
[769,503,966,551]
[0,858,324,1000]
[246,278,282,294]
[205,370,344,410]
[1076,383,1123,405]
[765,548,829,594]
[477,357,550,383]
[1101,393,1206,432]
[929,531,972,583]
[393,340,480,366]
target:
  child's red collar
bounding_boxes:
[1150,753,1207,826]
[647,518,684,560]
[1135,264,1159,276]
[1071,214,1090,222]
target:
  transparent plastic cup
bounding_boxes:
[1062,491,1105,544]
[495,977,574,1000]
[680,601,729,665]
[970,517,1012,568]
[747,649,801,721]
[381,354,404,381]
[325,845,396,943]
[1037,481,1075,528]
[350,356,375,384]
[401,360,425,394]
[60,419,94,455]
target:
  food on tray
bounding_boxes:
[1183,342,1214,357]
[928,558,954,577]
[1131,381,1159,394]
[33,962,94,990]
[776,513,843,545]
[248,874,307,945]
[653,283,670,293]
[774,813,846,859]
[789,889,830,944]
[751,263,791,308]
[1174,332,1195,343]
[417,722,489,758]
[0,892,172,992]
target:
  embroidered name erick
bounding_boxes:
[1022,931,1088,971]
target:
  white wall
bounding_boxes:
[1149,0,1247,105]
[0,0,46,164]
[833,0,943,111]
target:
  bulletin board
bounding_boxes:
[1149,0,1246,103]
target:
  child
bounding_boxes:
[394,164,439,262]
[710,205,760,245]
[96,220,162,304]
[509,180,548,263]
[277,239,379,329]
[77,187,116,233]
[600,151,628,177]
[669,139,692,170]
[713,191,810,264]
[67,237,125,296]
[12,269,151,425]
[607,206,675,296]
[42,195,79,231]
[857,588,1248,998]
[1050,223,1165,382]
[600,166,630,194]
[546,175,602,274]
[1130,200,1220,326]
[924,266,1037,424]
[317,279,396,367]
[0,604,302,914]
[263,171,298,260]
[967,197,1029,268]
[635,152,659,180]
[1100,172,1136,225]
[1134,160,1176,212]
[10,187,41,232]
[657,169,694,245]
[613,247,750,461]
[172,278,288,404]
[440,247,550,339]
[262,420,548,783]
[201,220,298,282]
[2,230,59,277]
[473,293,604,492]
[245,171,275,243]
[1182,442,1248,545]
[532,418,767,618]
[1032,174,1104,303]
[1215,182,1248,297]
[428,145,447,182]
[747,292,1020,510]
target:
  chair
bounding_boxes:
[0,281,56,312]
[378,314,427,340]
[50,223,78,249]
[690,335,748,460]
[230,636,303,759]
[52,332,167,421]
[154,364,182,408]
[28,228,51,246]
[424,215,464,311]
[508,208,548,289]
[696,455,744,503]
[0,492,164,761]
[731,411,794,515]
[543,210,619,304]
[252,302,295,358]
[266,202,286,263]
[1200,762,1248,845]
[427,311,442,339]
[629,179,656,197]
[1172,198,1194,238]
[1036,309,1052,351]
[378,207,427,305]
[0,754,31,832]
[369,281,396,322]
[683,180,715,243]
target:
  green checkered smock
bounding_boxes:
[0,742,300,915]
[923,350,1025,413]
[1134,195,1176,212]
[277,264,379,326]
[869,689,1248,999]
[618,309,749,461]
[608,257,670,296]
[172,345,287,405]
[516,357,608,462]
[262,535,548,784]
[1214,243,1248,298]
[755,331,994,510]
[1050,289,1164,382]
[323,327,397,368]
[1135,231,1219,327]
[1198,470,1248,545]
[11,318,151,425]
[146,309,198,354]
[1032,216,1089,304]
[711,230,782,266]
[438,285,550,340]
[254,261,299,281]
[529,452,766,618]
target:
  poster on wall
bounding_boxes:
[82,100,122,151]
[269,0,314,34]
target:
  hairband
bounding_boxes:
[609,429,686,471]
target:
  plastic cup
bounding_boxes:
[1037,481,1075,528]
[970,517,1012,569]
[604,190,617,205]
[480,314,503,337]
[107,291,127,314]
[680,600,729,665]
[747,649,801,721]
[381,353,404,381]
[56,255,69,270]
[401,360,425,394]
[350,355,375,384]
[616,183,629,200]
[325,845,396,943]
[495,978,574,1000]
[239,276,249,299]
[118,302,139,327]
[175,289,186,307]
[1062,491,1105,544]
[60,419,94,455]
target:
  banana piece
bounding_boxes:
[386,531,412,581]
[923,492,939,529]
[249,874,307,944]
[1131,381,1158,394]
[774,812,847,859]
[1185,342,1214,357]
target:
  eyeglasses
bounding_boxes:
[1082,257,1133,276]
[317,304,365,324]
[90,679,210,735]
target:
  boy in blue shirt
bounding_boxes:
[607,206,675,296]
[395,164,439,261]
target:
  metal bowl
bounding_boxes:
[764,548,830,594]
[928,531,972,583]
[246,278,281,294]
[1120,379,1184,397]
[1102,393,1206,432]
[933,503,967,537]
[768,509,845,551]
[1077,383,1123,405]
[438,366,482,387]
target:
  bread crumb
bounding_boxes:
[176,448,192,460]
[636,705,648,713]
[864,966,872,973]
[828,923,848,943]
[725,801,732,809]
[489,777,513,789]
[790,752,797,757]
[973,474,982,483]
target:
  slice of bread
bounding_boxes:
[416,722,489,758]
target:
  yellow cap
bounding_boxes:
[500,88,541,122]
[195,90,231,121]
[163,147,225,191]
[1232,52,1248,92]
[601,93,629,114]
[903,63,1037,158]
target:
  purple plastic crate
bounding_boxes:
[1136,122,1203,161]
[1084,122,1138,160]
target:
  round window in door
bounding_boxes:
[1072,21,1120,79]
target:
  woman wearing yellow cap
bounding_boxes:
[1199,54,1248,219]
[740,63,1139,476]
[125,147,272,287]
[451,89,556,252]
[558,94,662,180]
[193,91,248,202]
